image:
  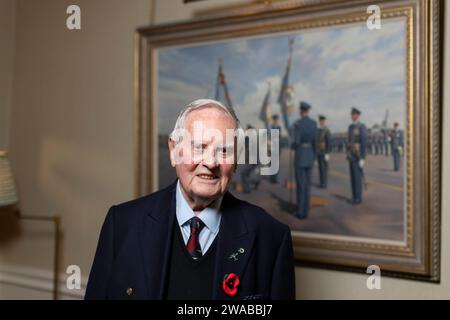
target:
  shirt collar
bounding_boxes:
[175,180,222,235]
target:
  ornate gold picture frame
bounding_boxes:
[136,0,442,281]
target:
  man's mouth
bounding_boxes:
[197,173,219,180]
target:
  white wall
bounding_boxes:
[0,0,150,299]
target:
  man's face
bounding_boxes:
[319,119,325,127]
[169,107,236,205]
[351,113,359,122]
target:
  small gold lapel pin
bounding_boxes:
[126,287,133,296]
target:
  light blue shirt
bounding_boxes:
[175,180,222,254]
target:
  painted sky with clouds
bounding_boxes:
[157,18,406,135]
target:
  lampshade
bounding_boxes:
[0,150,18,207]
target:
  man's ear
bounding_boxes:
[168,137,177,167]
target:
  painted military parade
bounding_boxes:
[211,38,405,221]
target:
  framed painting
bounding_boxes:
[135,0,442,281]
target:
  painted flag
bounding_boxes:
[215,59,233,107]
[278,38,295,136]
[259,83,272,129]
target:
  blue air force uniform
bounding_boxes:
[317,115,331,188]
[347,108,367,205]
[390,126,404,171]
[291,102,317,219]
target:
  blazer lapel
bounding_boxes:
[138,185,255,300]
[138,182,176,299]
[212,192,255,300]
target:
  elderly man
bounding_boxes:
[85,99,295,300]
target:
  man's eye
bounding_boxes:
[193,143,205,154]
[218,147,232,156]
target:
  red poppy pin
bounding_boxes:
[223,273,240,297]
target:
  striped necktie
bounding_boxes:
[186,217,205,260]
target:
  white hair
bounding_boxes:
[169,99,242,143]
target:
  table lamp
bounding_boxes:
[0,150,18,208]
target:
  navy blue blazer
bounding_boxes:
[85,181,296,300]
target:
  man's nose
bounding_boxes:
[202,148,218,168]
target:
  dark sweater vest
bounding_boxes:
[165,221,218,300]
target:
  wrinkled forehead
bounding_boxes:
[185,106,236,127]
[185,108,236,140]
[185,112,236,145]
[171,109,237,148]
